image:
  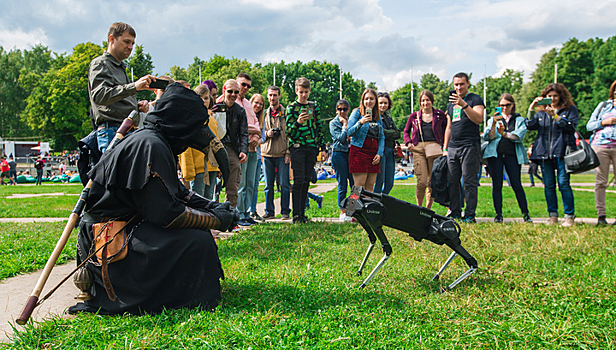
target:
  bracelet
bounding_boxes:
[463,104,470,109]
[443,148,448,152]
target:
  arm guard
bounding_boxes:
[165,207,221,230]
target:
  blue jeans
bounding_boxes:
[263,156,291,215]
[203,171,218,200]
[250,156,262,213]
[190,172,205,197]
[237,151,259,219]
[306,192,319,208]
[374,147,395,194]
[96,124,118,153]
[36,169,43,185]
[331,151,354,209]
[540,158,575,217]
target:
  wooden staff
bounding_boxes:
[16,113,137,325]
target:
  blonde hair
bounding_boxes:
[250,94,265,127]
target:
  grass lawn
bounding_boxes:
[3,181,616,219]
[3,221,615,348]
[0,222,76,280]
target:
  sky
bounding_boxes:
[1,0,615,91]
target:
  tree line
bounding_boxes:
[1,35,615,150]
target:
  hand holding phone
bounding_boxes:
[537,97,552,106]
[149,79,169,90]
[494,107,502,117]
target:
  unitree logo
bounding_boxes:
[366,209,380,215]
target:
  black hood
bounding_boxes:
[144,82,209,156]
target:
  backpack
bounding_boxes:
[430,155,450,207]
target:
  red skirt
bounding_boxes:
[349,137,381,174]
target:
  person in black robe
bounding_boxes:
[69,82,237,315]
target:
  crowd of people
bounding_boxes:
[29,21,614,317]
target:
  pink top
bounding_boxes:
[236,96,261,149]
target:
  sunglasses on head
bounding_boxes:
[337,107,349,112]
[378,92,389,97]
[241,82,252,89]
[226,90,239,95]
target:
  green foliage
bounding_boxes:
[125,44,155,101]
[21,42,103,151]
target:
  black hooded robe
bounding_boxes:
[69,83,224,315]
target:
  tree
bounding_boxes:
[125,44,155,101]
[21,42,103,150]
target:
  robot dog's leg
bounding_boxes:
[355,216,377,276]
[357,217,392,288]
[359,254,390,289]
[432,251,458,281]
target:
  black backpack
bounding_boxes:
[430,155,450,207]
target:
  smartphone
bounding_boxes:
[495,107,502,116]
[214,103,227,113]
[366,107,372,116]
[149,79,169,90]
[300,107,308,115]
[537,97,552,105]
[449,89,457,97]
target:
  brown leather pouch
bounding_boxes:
[424,141,443,159]
[93,221,128,263]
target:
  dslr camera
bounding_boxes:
[271,127,281,137]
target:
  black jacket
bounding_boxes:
[222,102,249,155]
[527,105,579,161]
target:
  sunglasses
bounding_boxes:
[226,90,239,95]
[337,107,349,112]
[498,103,513,107]
[378,92,389,97]
[241,82,252,89]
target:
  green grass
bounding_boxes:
[4,222,615,348]
[0,222,76,280]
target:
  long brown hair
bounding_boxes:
[359,88,381,121]
[541,83,574,109]
[250,93,265,128]
[609,80,616,101]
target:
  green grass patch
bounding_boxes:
[5,222,616,348]
[0,222,76,280]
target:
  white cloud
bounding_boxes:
[494,45,557,80]
[240,0,314,10]
[0,28,48,49]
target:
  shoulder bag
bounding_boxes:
[564,130,600,174]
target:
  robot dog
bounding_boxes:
[343,186,477,290]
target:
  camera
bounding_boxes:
[271,127,281,137]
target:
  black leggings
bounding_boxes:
[487,154,529,215]
[290,147,317,218]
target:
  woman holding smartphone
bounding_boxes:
[374,92,401,195]
[403,90,450,209]
[482,93,531,223]
[347,88,385,192]
[330,99,354,222]
[527,83,579,226]
[586,79,616,225]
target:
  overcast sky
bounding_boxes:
[1,0,615,91]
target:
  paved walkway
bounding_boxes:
[0,181,607,342]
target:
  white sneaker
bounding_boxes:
[339,213,347,222]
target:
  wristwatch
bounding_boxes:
[463,104,470,109]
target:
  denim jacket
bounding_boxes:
[482,114,528,165]
[329,117,350,153]
[587,100,616,146]
[347,108,385,157]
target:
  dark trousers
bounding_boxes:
[290,146,318,219]
[487,154,529,215]
[447,144,481,217]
